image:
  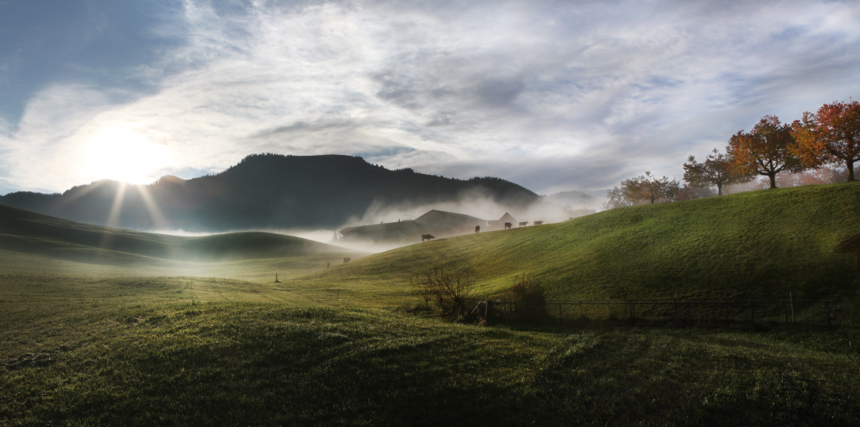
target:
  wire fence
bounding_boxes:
[293,287,852,327]
[465,296,845,326]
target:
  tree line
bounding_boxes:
[604,99,860,209]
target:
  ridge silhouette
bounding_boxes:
[0,154,539,231]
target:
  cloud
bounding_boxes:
[0,0,859,196]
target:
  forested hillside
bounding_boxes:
[0,154,539,231]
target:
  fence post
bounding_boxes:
[629,301,635,319]
[790,292,796,323]
[674,298,679,320]
[579,301,583,318]
[607,299,611,319]
[826,302,831,327]
[558,303,562,323]
[784,297,789,323]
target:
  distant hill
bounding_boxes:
[0,203,354,263]
[339,209,488,243]
[310,182,860,301]
[0,154,540,231]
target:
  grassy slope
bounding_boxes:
[310,182,860,301]
[3,186,860,425]
[0,203,357,262]
[0,203,367,283]
[1,279,858,426]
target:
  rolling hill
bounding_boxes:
[0,203,358,265]
[2,183,860,426]
[0,153,540,231]
[309,182,860,301]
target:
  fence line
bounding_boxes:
[301,288,848,326]
[464,296,843,326]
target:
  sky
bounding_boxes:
[1,0,859,197]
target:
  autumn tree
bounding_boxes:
[682,149,748,196]
[790,100,860,181]
[622,171,679,204]
[602,186,633,210]
[726,115,805,189]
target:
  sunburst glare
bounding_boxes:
[83,126,172,185]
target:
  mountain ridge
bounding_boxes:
[0,154,540,231]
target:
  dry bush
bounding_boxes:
[411,267,475,317]
[507,275,548,322]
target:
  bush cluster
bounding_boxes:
[507,275,548,322]
[410,267,475,317]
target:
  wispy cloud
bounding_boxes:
[0,0,858,196]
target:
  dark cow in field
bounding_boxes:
[519,221,528,227]
[422,234,435,242]
[534,221,544,225]
[475,225,480,233]
[343,257,351,263]
[504,222,512,229]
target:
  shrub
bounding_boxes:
[507,275,548,322]
[411,267,475,317]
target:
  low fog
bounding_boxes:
[330,187,600,251]
[152,187,603,253]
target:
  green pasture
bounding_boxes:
[310,182,860,303]
[2,183,860,425]
[1,279,858,426]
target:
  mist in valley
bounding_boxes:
[147,185,601,254]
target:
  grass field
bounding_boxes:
[1,279,858,426]
[2,184,860,425]
[308,182,860,305]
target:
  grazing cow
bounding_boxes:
[519,221,528,227]
[343,257,351,263]
[534,221,544,225]
[422,234,435,242]
[475,225,480,233]
[504,222,512,229]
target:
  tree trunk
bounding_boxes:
[717,183,723,196]
[768,173,777,188]
[849,158,856,182]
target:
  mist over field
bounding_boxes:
[347,190,572,227]
[148,188,587,252]
[1,2,859,425]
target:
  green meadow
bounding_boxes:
[310,181,860,302]
[2,183,860,425]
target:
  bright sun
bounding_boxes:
[83,127,172,185]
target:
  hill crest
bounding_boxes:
[0,202,355,263]
[0,154,540,232]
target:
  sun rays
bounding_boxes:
[82,125,173,186]
[135,184,166,229]
[94,180,168,250]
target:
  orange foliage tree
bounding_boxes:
[726,115,805,189]
[790,100,860,182]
